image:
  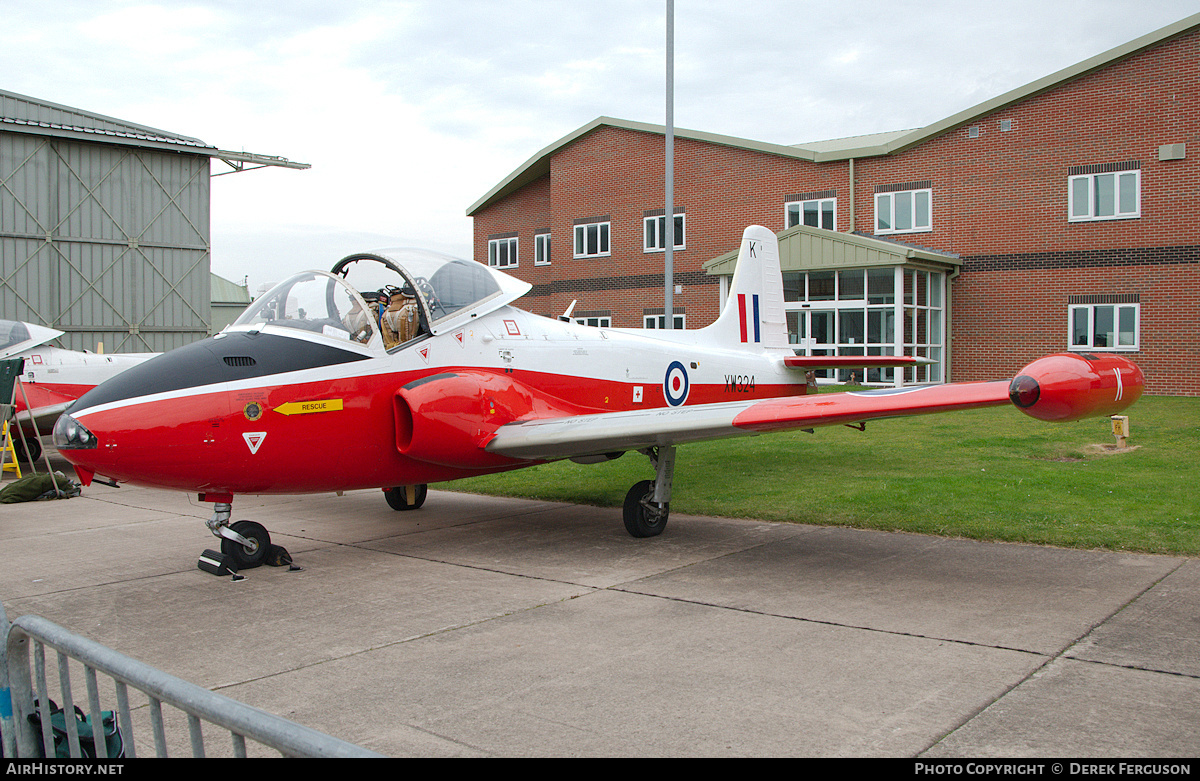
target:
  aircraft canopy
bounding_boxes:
[231,248,531,350]
[0,319,65,360]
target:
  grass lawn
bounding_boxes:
[448,394,1199,556]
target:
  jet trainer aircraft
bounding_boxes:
[53,226,1144,569]
[0,320,156,461]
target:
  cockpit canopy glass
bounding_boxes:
[422,258,502,320]
[0,320,32,352]
[0,319,64,360]
[233,272,374,345]
[332,250,502,326]
[232,248,526,351]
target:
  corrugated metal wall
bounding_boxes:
[1,124,211,353]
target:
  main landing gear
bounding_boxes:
[383,484,427,511]
[623,446,675,538]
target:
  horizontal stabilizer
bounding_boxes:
[783,355,935,370]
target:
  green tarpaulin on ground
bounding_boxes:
[0,473,79,503]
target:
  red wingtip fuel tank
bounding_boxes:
[1008,353,1144,422]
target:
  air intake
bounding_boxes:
[223,356,257,367]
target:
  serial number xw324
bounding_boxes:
[724,375,755,393]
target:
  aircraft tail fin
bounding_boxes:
[704,225,789,350]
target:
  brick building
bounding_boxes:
[468,13,1199,395]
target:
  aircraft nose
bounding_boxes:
[52,411,102,485]
[52,411,99,451]
[49,328,375,492]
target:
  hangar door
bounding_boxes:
[0,132,211,353]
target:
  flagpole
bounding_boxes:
[664,0,674,329]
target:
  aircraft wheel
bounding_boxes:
[221,520,271,569]
[13,436,41,464]
[385,484,427,511]
[623,480,669,538]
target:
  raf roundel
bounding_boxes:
[663,361,690,407]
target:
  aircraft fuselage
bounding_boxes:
[56,304,806,495]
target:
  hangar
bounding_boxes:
[0,89,306,353]
[469,13,1199,395]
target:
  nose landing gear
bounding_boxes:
[220,519,271,569]
[199,500,298,578]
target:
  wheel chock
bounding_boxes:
[198,549,239,577]
[265,544,292,567]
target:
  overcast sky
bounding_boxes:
[2,0,1195,292]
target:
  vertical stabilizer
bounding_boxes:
[704,226,788,350]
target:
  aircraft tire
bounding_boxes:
[13,436,41,464]
[221,520,271,570]
[623,480,669,538]
[385,484,428,511]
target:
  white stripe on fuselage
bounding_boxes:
[68,356,395,419]
[72,307,797,419]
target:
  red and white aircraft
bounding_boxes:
[1,320,156,461]
[53,226,1144,568]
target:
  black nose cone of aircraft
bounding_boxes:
[66,331,371,414]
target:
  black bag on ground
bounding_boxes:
[26,699,124,759]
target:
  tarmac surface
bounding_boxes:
[2,460,1198,758]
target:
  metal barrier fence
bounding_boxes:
[2,602,381,758]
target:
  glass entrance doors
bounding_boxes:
[783,267,946,386]
[788,307,893,383]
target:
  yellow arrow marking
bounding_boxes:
[274,399,344,416]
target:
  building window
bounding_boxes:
[875,185,932,235]
[534,232,551,266]
[644,213,685,252]
[574,315,611,327]
[1069,298,1139,351]
[785,196,836,230]
[573,220,610,258]
[644,312,685,329]
[488,236,518,268]
[1069,165,1140,222]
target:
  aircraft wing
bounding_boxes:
[10,383,79,435]
[485,380,1012,462]
[14,399,74,430]
[485,352,1143,463]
